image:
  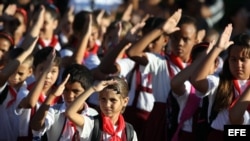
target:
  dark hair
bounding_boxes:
[72,10,91,33]
[103,76,129,98]
[62,64,94,90]
[33,47,61,69]
[142,17,166,35]
[177,15,198,31]
[44,4,60,20]
[190,42,209,61]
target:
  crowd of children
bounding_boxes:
[0,0,250,141]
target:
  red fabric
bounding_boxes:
[166,53,191,79]
[66,121,80,141]
[102,113,125,141]
[230,80,250,111]
[83,43,99,60]
[38,35,58,48]
[6,86,17,108]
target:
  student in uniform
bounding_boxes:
[66,76,138,141]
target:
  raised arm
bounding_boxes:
[71,13,92,65]
[0,37,38,87]
[65,79,116,127]
[190,24,233,93]
[30,74,70,131]
[171,41,214,96]
[18,49,56,108]
[19,5,45,51]
[126,9,182,66]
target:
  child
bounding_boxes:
[0,42,35,141]
[190,24,234,141]
[30,63,98,140]
[95,16,169,138]
[14,8,28,47]
[60,10,100,70]
[16,47,62,140]
[37,4,61,51]
[169,40,221,141]
[65,76,138,141]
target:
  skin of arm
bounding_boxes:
[171,41,214,96]
[30,74,70,131]
[126,9,182,66]
[190,24,234,93]
[229,86,250,125]
[71,14,92,65]
[18,50,56,108]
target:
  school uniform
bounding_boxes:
[37,35,62,51]
[32,103,98,141]
[0,82,29,140]
[78,110,138,141]
[140,52,184,141]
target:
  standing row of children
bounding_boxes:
[0,1,250,141]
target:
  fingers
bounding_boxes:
[61,74,70,85]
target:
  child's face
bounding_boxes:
[0,38,11,61]
[170,23,197,60]
[40,12,58,38]
[8,63,32,87]
[99,89,128,117]
[63,81,85,105]
[87,26,99,49]
[228,46,250,80]
[33,62,59,90]
[14,13,26,44]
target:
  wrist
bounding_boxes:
[91,86,97,92]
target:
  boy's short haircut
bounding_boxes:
[44,4,60,20]
[61,64,94,90]
[33,47,61,69]
[177,15,198,31]
[23,54,34,68]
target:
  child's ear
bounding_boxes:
[28,67,33,77]
[52,19,58,30]
[123,97,129,106]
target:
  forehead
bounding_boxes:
[173,23,197,38]
[44,11,55,21]
[99,89,121,99]
[65,81,84,90]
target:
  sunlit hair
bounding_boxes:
[212,33,250,113]
[33,47,61,69]
[100,76,129,113]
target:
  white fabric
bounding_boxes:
[0,82,29,140]
[33,103,98,141]
[68,0,123,13]
[78,112,138,141]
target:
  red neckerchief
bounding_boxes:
[83,44,99,60]
[166,53,191,78]
[38,35,58,48]
[38,92,61,105]
[65,120,80,141]
[231,80,250,111]
[102,113,125,141]
[6,86,17,108]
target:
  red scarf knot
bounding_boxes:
[102,113,125,141]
